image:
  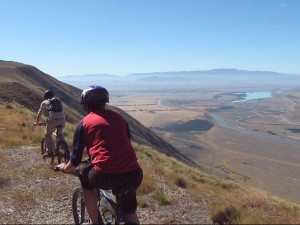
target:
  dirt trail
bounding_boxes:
[0,146,212,224]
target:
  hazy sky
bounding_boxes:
[1,0,299,77]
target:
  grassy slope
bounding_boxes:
[0,102,299,224]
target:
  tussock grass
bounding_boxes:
[0,102,75,147]
[153,190,172,205]
[12,190,38,205]
[137,198,148,208]
[174,175,188,188]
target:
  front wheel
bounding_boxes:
[72,188,90,225]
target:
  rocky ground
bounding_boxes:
[0,146,212,224]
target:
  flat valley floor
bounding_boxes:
[110,88,300,204]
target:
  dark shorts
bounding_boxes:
[79,166,143,214]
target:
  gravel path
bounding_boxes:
[0,146,212,224]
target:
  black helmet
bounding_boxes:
[81,85,109,105]
[44,90,54,100]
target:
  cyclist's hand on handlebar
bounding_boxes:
[34,122,46,126]
[54,163,66,171]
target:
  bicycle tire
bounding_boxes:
[58,140,70,163]
[72,188,90,225]
[55,144,66,164]
[41,138,46,156]
[41,138,56,164]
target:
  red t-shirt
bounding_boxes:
[71,110,140,174]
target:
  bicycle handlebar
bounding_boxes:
[54,166,80,176]
[54,159,92,177]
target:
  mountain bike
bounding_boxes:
[37,122,70,164]
[56,159,132,225]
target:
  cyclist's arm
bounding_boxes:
[35,101,50,124]
[56,160,77,173]
[34,114,42,125]
[56,120,85,172]
[70,120,85,167]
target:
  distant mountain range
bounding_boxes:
[58,69,300,91]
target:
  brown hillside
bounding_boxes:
[0,60,190,162]
[0,60,83,123]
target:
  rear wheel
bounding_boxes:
[41,138,46,156]
[72,188,91,225]
[57,141,70,163]
[41,138,55,164]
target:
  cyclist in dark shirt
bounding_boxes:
[55,85,143,224]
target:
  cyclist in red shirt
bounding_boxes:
[55,85,143,224]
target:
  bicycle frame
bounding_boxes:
[99,189,125,224]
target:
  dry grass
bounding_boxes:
[209,187,300,224]
[133,142,300,224]
[153,190,172,205]
[0,102,75,147]
[11,189,38,205]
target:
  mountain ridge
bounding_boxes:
[61,68,300,78]
[58,68,300,91]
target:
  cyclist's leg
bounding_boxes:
[55,119,70,157]
[112,168,143,224]
[82,188,99,224]
[45,122,56,156]
[55,119,66,142]
[79,164,101,224]
[88,167,143,224]
[114,187,139,224]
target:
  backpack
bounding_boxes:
[50,97,63,112]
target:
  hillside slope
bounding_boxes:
[0,60,83,123]
[0,60,191,164]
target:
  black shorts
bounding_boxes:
[79,166,143,214]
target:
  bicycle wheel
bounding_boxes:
[57,141,70,163]
[72,188,90,225]
[41,138,46,156]
[41,138,55,164]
